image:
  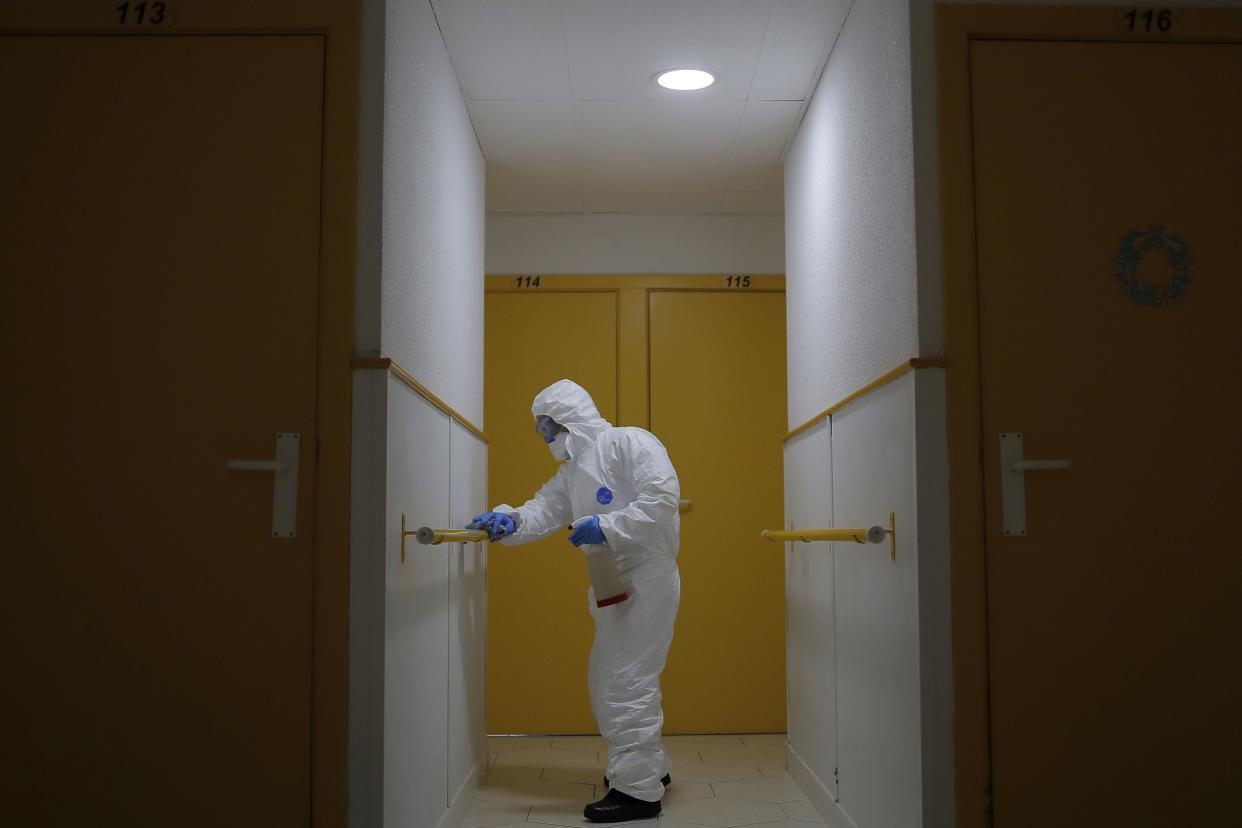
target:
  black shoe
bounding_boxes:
[603,774,671,789]
[584,788,662,823]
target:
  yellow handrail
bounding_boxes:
[416,527,490,545]
[761,527,885,544]
[400,514,489,563]
[762,513,898,561]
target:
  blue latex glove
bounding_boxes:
[568,515,606,547]
[468,512,516,541]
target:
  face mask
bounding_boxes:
[535,415,560,443]
[548,431,570,461]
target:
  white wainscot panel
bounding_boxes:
[831,372,921,828]
[384,377,452,828]
[783,419,838,806]
[448,423,489,807]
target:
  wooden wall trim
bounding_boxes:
[353,357,489,444]
[782,358,946,443]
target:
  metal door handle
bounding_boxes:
[678,498,693,513]
[225,433,300,538]
[1000,432,1070,537]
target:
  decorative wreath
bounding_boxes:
[1113,225,1193,306]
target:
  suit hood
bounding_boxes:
[531,379,611,456]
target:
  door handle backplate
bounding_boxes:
[1000,432,1070,537]
[226,432,300,538]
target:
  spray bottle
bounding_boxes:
[569,517,630,608]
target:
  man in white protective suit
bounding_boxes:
[468,379,681,823]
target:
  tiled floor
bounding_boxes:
[467,734,825,828]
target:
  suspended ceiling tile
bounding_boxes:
[487,187,585,214]
[435,0,573,101]
[584,168,726,212]
[726,161,784,190]
[734,100,803,160]
[486,160,583,193]
[586,184,724,214]
[720,189,784,215]
[586,166,733,194]
[470,101,578,161]
[578,100,746,171]
[486,160,584,212]
[563,0,773,101]
[750,0,849,100]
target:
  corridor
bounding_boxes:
[5,2,1240,827]
[469,735,820,828]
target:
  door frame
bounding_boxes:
[936,6,1242,826]
[0,4,361,824]
[486,275,785,429]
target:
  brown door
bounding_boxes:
[0,36,324,824]
[971,40,1242,824]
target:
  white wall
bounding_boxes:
[784,0,919,426]
[384,380,453,828]
[782,1,950,826]
[783,420,837,803]
[383,380,488,828]
[350,2,488,827]
[784,372,949,828]
[485,214,785,274]
[350,375,489,828]
[447,421,488,807]
[830,375,920,828]
[357,0,486,425]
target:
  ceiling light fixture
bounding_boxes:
[655,69,715,91]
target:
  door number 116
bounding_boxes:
[1119,8,1174,33]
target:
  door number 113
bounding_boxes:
[113,2,171,26]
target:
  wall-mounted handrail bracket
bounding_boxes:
[888,511,896,562]
[400,513,413,563]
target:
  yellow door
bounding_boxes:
[649,291,787,733]
[971,40,1242,824]
[485,290,619,733]
[0,36,324,824]
[485,279,786,735]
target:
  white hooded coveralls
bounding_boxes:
[494,380,681,803]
